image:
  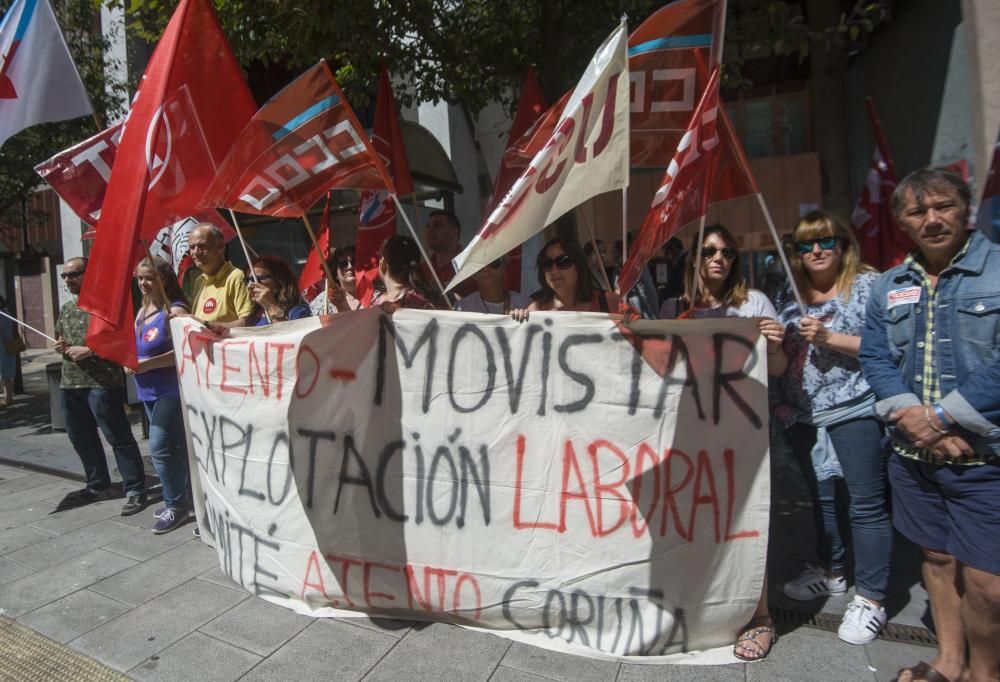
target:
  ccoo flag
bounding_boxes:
[448,20,630,292]
[201,60,395,218]
[0,0,92,149]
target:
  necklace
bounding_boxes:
[479,292,510,315]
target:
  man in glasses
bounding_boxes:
[455,254,530,314]
[183,223,253,334]
[859,168,1000,682]
[53,257,147,514]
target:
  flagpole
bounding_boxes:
[226,210,270,324]
[621,188,629,267]
[0,310,57,344]
[691,213,708,308]
[300,214,339,314]
[390,193,454,310]
[579,210,614,292]
[755,192,807,315]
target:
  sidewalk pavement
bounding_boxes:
[0,350,937,680]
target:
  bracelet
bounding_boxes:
[933,404,954,428]
[924,406,949,435]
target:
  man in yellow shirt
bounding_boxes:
[187,223,253,332]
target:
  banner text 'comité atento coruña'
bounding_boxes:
[172,310,770,663]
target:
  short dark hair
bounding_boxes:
[428,210,461,231]
[891,167,971,218]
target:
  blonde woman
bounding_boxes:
[776,210,891,645]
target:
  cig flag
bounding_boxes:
[78,0,257,369]
[0,0,92,149]
[201,60,395,218]
[448,20,630,292]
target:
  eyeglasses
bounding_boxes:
[540,254,574,271]
[701,246,738,261]
[336,256,354,269]
[60,271,85,280]
[795,236,839,254]
[246,274,273,284]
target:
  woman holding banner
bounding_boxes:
[309,246,362,315]
[370,235,441,311]
[247,256,311,325]
[660,223,786,661]
[776,210,890,646]
[132,257,193,535]
[510,237,618,321]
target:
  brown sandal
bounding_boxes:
[892,661,956,682]
[733,615,777,661]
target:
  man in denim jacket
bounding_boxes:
[859,168,1000,682]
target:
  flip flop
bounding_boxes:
[733,616,776,662]
[892,661,955,682]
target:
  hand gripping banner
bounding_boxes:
[173,311,770,663]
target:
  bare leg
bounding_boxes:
[734,569,774,660]
[1,378,13,405]
[960,565,1000,682]
[898,548,966,682]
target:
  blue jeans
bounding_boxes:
[790,417,892,601]
[144,395,191,510]
[61,387,146,497]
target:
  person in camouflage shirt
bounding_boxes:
[54,257,147,515]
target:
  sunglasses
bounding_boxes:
[540,254,574,272]
[336,256,354,269]
[795,236,839,254]
[701,246,738,261]
[246,274,273,284]
[60,270,85,279]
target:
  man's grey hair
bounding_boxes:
[193,222,226,244]
[65,256,88,269]
[891,167,972,218]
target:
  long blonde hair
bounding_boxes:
[788,210,875,303]
[682,224,748,309]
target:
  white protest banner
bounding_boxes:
[448,21,630,292]
[173,310,769,663]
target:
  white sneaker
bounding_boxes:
[838,595,886,644]
[783,565,848,600]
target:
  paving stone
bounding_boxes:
[0,525,55,556]
[17,588,131,643]
[70,578,248,671]
[101,521,195,562]
[490,665,557,681]
[500,641,619,682]
[89,540,218,606]
[0,555,34,584]
[195,564,246,592]
[241,617,398,681]
[129,631,261,682]
[0,464,34,480]
[6,519,138,569]
[745,627,876,682]
[0,500,58,531]
[619,661,745,681]
[365,622,510,682]
[0,548,137,617]
[339,614,415,638]
[864,639,937,682]
[28,499,122,535]
[0,471,63,493]
[0,480,83,511]
[199,595,312,656]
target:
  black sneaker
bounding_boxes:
[120,495,148,516]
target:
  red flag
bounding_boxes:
[977,123,1000,239]
[851,98,908,270]
[77,0,257,369]
[355,67,413,271]
[201,60,395,218]
[484,68,546,293]
[617,67,758,295]
[299,191,332,300]
[148,211,236,282]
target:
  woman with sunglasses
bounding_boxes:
[660,224,786,661]
[247,256,311,325]
[309,246,362,315]
[131,256,193,534]
[456,254,530,314]
[370,235,442,311]
[511,237,618,321]
[776,210,890,646]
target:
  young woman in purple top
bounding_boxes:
[133,256,192,535]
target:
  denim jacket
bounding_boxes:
[858,230,1000,459]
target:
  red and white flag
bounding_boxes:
[78,0,257,369]
[355,67,413,271]
[617,67,758,295]
[298,191,332,301]
[148,211,236,281]
[851,98,909,270]
[976,122,1000,240]
[0,0,92,149]
[448,20,630,292]
[201,60,394,218]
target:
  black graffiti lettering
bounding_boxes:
[457,445,490,528]
[333,434,381,518]
[625,588,666,655]
[502,579,539,631]
[539,322,553,416]
[494,324,543,414]
[200,410,220,478]
[426,446,459,525]
[542,588,567,637]
[713,333,761,428]
[203,497,288,600]
[266,431,293,506]
[296,428,336,509]
[659,607,689,655]
[653,335,705,421]
[567,589,595,647]
[554,334,603,413]
[375,316,438,412]
[412,433,425,525]
[374,440,408,522]
[447,324,497,413]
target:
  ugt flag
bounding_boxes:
[78,0,257,369]
[0,0,92,149]
[448,20,630,292]
[201,60,395,218]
